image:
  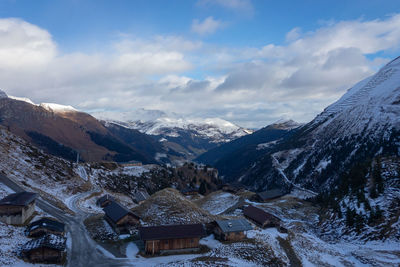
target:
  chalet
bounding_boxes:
[221,183,246,194]
[180,187,198,196]
[20,234,66,264]
[139,223,206,255]
[103,201,140,234]
[0,192,37,225]
[253,189,286,202]
[243,205,280,228]
[133,190,150,204]
[26,218,65,238]
[96,194,115,208]
[213,219,252,241]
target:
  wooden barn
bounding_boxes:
[139,223,206,255]
[253,189,286,202]
[243,205,280,228]
[180,187,198,196]
[213,219,252,241]
[26,218,65,238]
[20,234,66,264]
[133,190,150,204]
[103,201,140,234]
[0,192,37,225]
[96,194,115,208]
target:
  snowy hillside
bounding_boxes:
[236,56,400,193]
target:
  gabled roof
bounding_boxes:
[215,219,253,233]
[257,189,286,201]
[20,234,66,252]
[103,201,139,223]
[0,192,37,206]
[243,205,278,225]
[134,190,150,203]
[139,224,206,241]
[96,194,114,206]
[26,218,65,234]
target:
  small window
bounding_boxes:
[165,240,168,244]
[191,239,194,243]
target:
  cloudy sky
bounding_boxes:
[0,0,400,128]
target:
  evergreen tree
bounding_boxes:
[199,180,206,195]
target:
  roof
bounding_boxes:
[215,219,253,233]
[103,201,139,223]
[20,234,66,252]
[180,187,198,194]
[134,190,150,203]
[139,224,206,241]
[26,218,65,234]
[0,192,37,206]
[257,189,286,201]
[243,205,277,225]
[96,194,114,206]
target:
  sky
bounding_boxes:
[0,0,400,128]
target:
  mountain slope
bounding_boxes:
[236,56,400,192]
[196,120,301,181]
[0,92,161,163]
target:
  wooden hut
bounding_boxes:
[96,194,115,208]
[243,205,280,228]
[0,192,37,225]
[103,201,140,234]
[20,234,66,264]
[253,189,286,202]
[213,219,252,241]
[139,224,206,255]
[180,187,198,196]
[26,218,65,238]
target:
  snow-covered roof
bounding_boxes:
[20,234,66,252]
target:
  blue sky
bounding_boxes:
[0,0,400,127]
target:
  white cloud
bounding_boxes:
[1,15,400,128]
[191,17,225,35]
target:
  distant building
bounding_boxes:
[213,219,252,241]
[26,218,65,238]
[253,189,286,202]
[0,192,37,225]
[120,160,142,167]
[96,194,115,208]
[180,187,198,196]
[20,234,66,264]
[103,201,140,234]
[243,205,280,228]
[139,224,206,255]
[133,190,150,204]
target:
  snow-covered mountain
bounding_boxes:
[93,109,252,143]
[93,109,253,162]
[228,56,400,191]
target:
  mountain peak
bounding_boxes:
[0,89,8,99]
[271,119,302,130]
[40,103,78,113]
